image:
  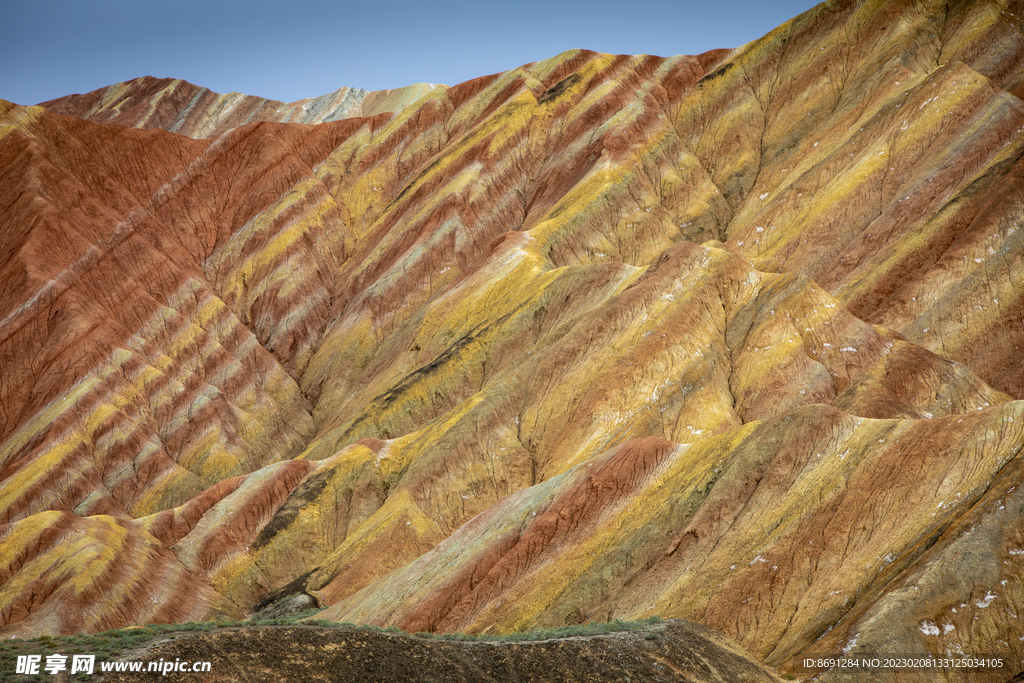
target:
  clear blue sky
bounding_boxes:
[2,0,820,106]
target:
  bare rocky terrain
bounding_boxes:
[2,0,1024,681]
[94,621,782,683]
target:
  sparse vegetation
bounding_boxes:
[427,616,665,642]
[0,613,666,680]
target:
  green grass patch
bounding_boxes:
[405,616,664,642]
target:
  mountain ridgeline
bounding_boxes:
[2,0,1024,680]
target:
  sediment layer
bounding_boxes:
[2,0,1023,680]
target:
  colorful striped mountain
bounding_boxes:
[2,0,1023,679]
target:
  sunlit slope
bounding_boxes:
[322,404,1023,665]
[1,0,1023,679]
[39,76,441,139]
[672,0,1024,398]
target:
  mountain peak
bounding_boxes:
[2,1,1024,680]
[39,76,445,138]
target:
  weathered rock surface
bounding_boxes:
[2,0,1024,680]
[39,76,441,138]
[96,622,782,683]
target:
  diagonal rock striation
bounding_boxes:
[38,76,442,139]
[1,0,1024,680]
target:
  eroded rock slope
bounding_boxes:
[39,76,440,139]
[2,0,1023,679]
[96,621,782,683]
